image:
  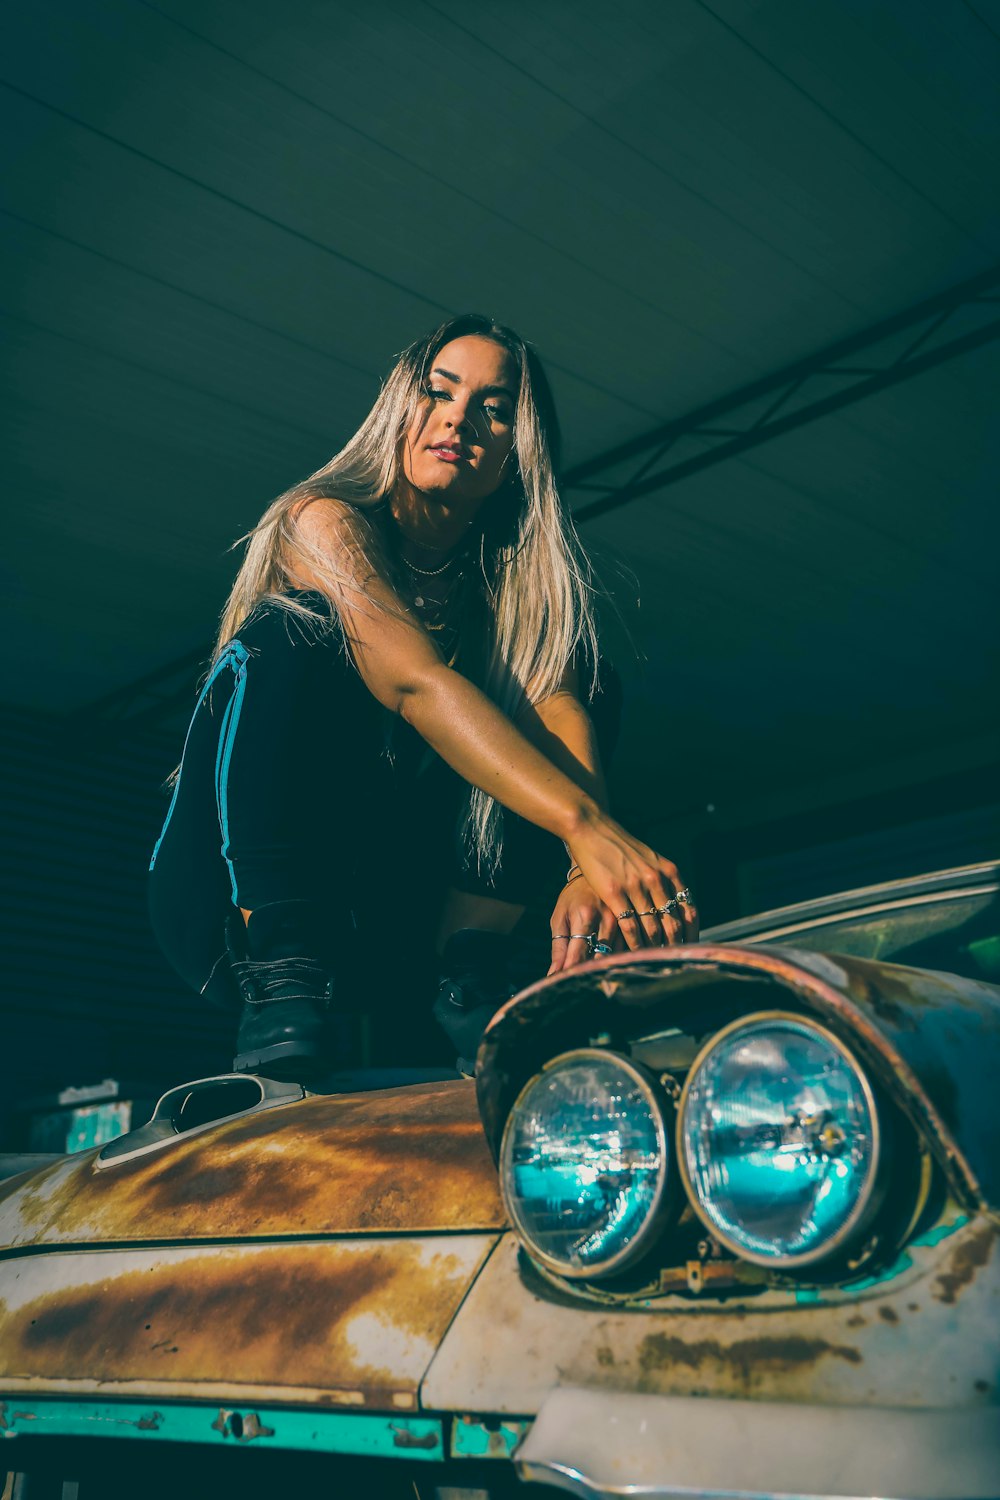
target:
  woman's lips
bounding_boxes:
[428,446,464,463]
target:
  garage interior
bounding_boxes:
[2,0,998,1141]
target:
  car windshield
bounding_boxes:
[746,887,1000,987]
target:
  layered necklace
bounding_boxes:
[382,513,476,673]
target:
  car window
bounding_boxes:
[749,889,1000,985]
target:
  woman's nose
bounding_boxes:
[444,397,475,433]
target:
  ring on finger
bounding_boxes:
[676,887,693,904]
[551,934,571,941]
[592,940,613,956]
[617,909,637,921]
[656,899,679,916]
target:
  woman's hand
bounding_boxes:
[566,808,699,951]
[547,878,624,975]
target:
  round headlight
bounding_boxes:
[500,1049,672,1279]
[679,1013,882,1268]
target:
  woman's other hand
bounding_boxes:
[566,810,699,952]
[547,878,623,975]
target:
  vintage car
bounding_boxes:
[1,861,998,1499]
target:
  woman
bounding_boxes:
[149,314,697,1079]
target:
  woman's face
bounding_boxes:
[400,335,518,515]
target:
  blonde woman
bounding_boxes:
[148,315,697,1078]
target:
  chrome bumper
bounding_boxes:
[515,1389,1000,1499]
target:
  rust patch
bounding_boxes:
[391,1423,438,1450]
[637,1332,862,1390]
[3,1081,505,1246]
[933,1222,996,1305]
[135,1413,162,1430]
[877,1305,899,1324]
[595,1345,615,1367]
[0,1240,475,1404]
[845,1314,865,1328]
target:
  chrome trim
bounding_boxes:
[95,1074,303,1168]
[677,1012,883,1269]
[703,862,1000,945]
[499,1048,675,1280]
[516,1455,884,1499]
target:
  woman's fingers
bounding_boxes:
[549,885,621,974]
[619,858,692,949]
[614,906,644,951]
[548,932,570,976]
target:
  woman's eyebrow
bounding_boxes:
[430,366,515,400]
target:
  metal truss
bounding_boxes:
[563,263,1000,522]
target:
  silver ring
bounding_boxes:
[617,909,637,921]
[551,934,571,941]
[592,940,613,956]
[676,887,693,904]
[657,899,679,916]
[570,932,598,942]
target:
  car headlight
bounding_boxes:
[500,1049,673,1279]
[678,1012,883,1268]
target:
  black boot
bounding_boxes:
[433,927,550,1074]
[227,903,349,1079]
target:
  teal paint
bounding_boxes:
[451,1415,531,1459]
[792,1217,972,1304]
[910,1214,970,1248]
[0,1399,443,1460]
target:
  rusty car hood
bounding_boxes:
[0,1079,506,1250]
[476,944,1000,1210]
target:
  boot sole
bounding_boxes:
[232,1038,328,1081]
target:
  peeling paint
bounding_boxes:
[0,1080,504,1251]
[637,1332,862,1389]
[390,1422,438,1450]
[0,1237,493,1407]
[933,1222,996,1305]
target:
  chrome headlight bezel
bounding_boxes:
[677,1010,886,1270]
[499,1047,676,1280]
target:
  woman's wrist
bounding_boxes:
[559,795,603,848]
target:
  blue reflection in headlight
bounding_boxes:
[502,1055,665,1274]
[681,1017,877,1262]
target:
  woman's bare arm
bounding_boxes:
[292,499,694,944]
[294,498,596,840]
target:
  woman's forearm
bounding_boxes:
[515,691,610,812]
[400,665,601,843]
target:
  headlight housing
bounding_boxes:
[678,1011,884,1268]
[499,1049,674,1279]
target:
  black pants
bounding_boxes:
[148,596,620,1047]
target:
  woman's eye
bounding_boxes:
[484,404,511,423]
[427,387,450,401]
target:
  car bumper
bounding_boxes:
[515,1387,1000,1500]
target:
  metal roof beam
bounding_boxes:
[564,264,1000,522]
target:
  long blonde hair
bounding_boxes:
[216,313,603,880]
